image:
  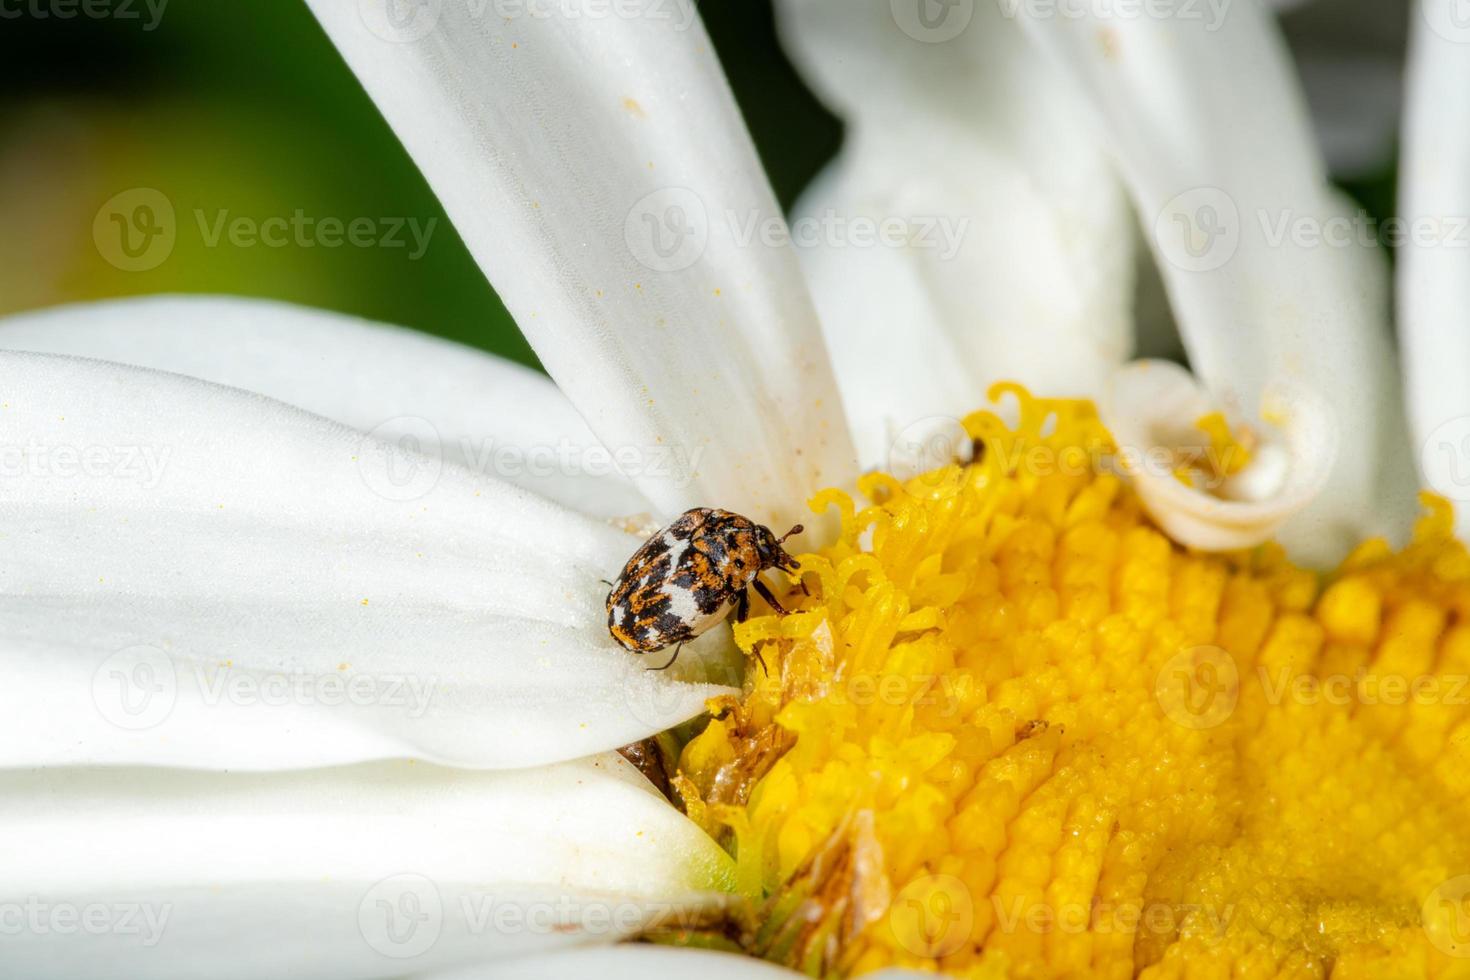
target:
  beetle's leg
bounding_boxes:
[734,589,751,623]
[646,642,683,671]
[753,579,790,616]
[751,643,769,677]
[599,579,615,588]
[795,575,811,598]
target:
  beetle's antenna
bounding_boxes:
[778,524,804,544]
[646,643,683,671]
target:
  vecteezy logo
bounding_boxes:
[890,873,973,958]
[624,187,709,273]
[891,0,974,42]
[1153,187,1240,273]
[358,0,442,42]
[1424,875,1470,958]
[93,188,176,272]
[359,874,443,958]
[887,416,972,498]
[1155,645,1239,730]
[621,654,738,730]
[92,645,178,731]
[1421,417,1470,503]
[357,417,444,502]
[1422,0,1470,44]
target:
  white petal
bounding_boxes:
[305,1,856,531]
[416,945,800,980]
[1399,1,1470,536]
[1015,0,1418,563]
[1102,360,1338,551]
[791,160,977,471]
[0,756,734,980]
[1,352,736,771]
[777,0,1134,412]
[0,295,649,519]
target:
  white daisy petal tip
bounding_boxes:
[1101,360,1339,552]
[0,350,737,772]
[0,757,738,979]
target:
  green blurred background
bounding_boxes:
[0,0,840,369]
[0,1,1398,372]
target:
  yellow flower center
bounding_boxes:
[675,385,1470,978]
[1175,410,1254,488]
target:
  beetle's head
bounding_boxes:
[756,523,803,574]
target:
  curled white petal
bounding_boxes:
[1102,360,1338,552]
[0,756,734,979]
[776,0,1133,429]
[0,295,649,519]
[0,352,736,771]
[1399,0,1470,536]
[1015,0,1417,563]
[305,1,857,531]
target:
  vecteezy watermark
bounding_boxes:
[190,664,440,719]
[624,189,972,273]
[0,898,172,946]
[193,209,436,259]
[357,874,714,959]
[818,671,975,717]
[1420,417,1470,503]
[358,417,445,504]
[357,0,697,44]
[1256,210,1470,251]
[1156,644,1470,730]
[360,875,442,959]
[887,416,975,499]
[890,0,975,43]
[356,415,706,503]
[621,655,743,729]
[625,187,709,273]
[1424,875,1470,958]
[1153,189,1470,273]
[890,874,974,958]
[93,188,176,273]
[1155,645,1240,730]
[878,418,1247,498]
[1255,667,1470,709]
[1421,0,1470,45]
[994,0,1233,30]
[991,896,1235,937]
[91,646,442,730]
[887,873,1236,956]
[730,209,970,261]
[0,0,168,30]
[622,655,975,729]
[0,442,171,489]
[93,189,438,273]
[92,645,178,731]
[1154,187,1241,273]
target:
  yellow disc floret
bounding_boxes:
[676,385,1470,979]
[1173,411,1255,488]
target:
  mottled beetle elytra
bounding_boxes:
[605,507,804,670]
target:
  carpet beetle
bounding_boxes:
[605,507,803,669]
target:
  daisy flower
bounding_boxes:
[4,0,1469,977]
